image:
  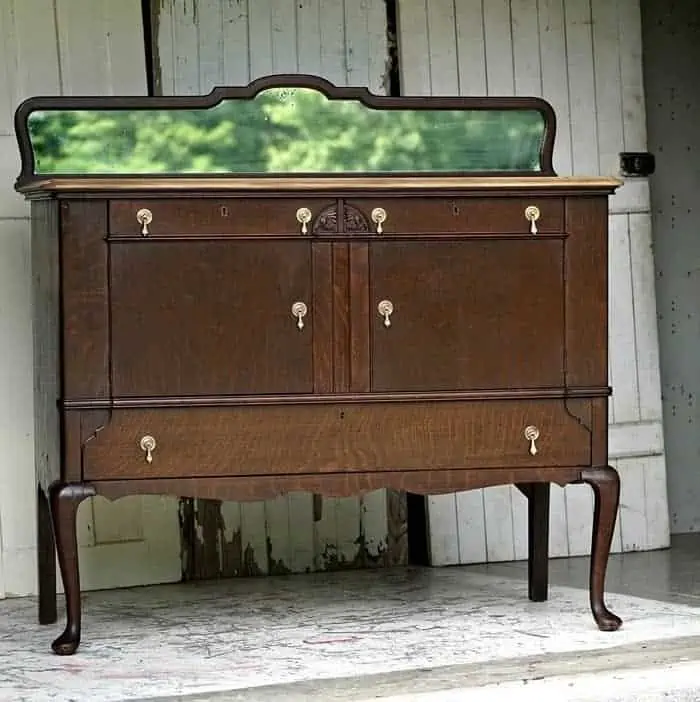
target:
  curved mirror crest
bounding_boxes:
[24,86,548,176]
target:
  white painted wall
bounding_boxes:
[397,0,670,564]
[0,0,181,597]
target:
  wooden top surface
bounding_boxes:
[17,174,622,195]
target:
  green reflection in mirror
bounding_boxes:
[27,87,546,176]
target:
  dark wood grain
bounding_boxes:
[61,201,110,399]
[82,400,591,481]
[110,240,314,396]
[349,243,370,392]
[349,197,565,234]
[332,243,350,392]
[109,198,334,236]
[93,467,583,502]
[370,240,565,391]
[565,196,609,387]
[312,243,334,393]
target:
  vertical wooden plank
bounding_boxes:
[264,496,291,573]
[564,483,594,556]
[222,0,250,85]
[618,0,647,152]
[319,0,347,84]
[367,0,389,94]
[629,213,663,422]
[454,0,487,95]
[538,0,573,175]
[617,456,648,552]
[609,213,641,423]
[591,0,624,176]
[196,0,224,89]
[456,492,487,564]
[288,492,315,572]
[483,0,514,94]
[248,0,273,79]
[172,0,201,94]
[297,0,322,75]
[548,484,569,558]
[154,0,177,94]
[240,500,268,575]
[565,0,599,175]
[396,0,431,94]
[511,0,543,96]
[332,243,350,393]
[426,0,458,92]
[644,455,671,550]
[271,0,298,73]
[344,0,371,86]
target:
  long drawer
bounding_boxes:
[82,399,591,480]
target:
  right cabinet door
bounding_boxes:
[370,239,566,392]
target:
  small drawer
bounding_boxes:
[108,198,335,237]
[82,400,591,481]
[348,197,565,235]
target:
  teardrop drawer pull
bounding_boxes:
[524,425,540,455]
[371,207,387,234]
[377,299,394,327]
[139,435,156,463]
[524,205,540,235]
[296,207,312,234]
[292,301,308,330]
[136,208,153,236]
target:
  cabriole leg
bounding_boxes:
[581,466,622,631]
[48,482,96,655]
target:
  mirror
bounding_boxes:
[19,83,552,179]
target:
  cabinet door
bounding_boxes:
[370,240,565,391]
[110,241,313,396]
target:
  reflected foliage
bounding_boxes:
[27,87,546,175]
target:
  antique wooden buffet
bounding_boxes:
[14,75,622,655]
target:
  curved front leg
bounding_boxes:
[48,482,96,655]
[581,466,622,631]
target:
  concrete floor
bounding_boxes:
[2,534,700,702]
[156,534,700,702]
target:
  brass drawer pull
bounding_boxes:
[136,208,153,236]
[296,207,312,234]
[524,425,540,455]
[292,301,308,330]
[139,435,156,463]
[377,299,394,327]
[371,207,387,234]
[524,205,540,234]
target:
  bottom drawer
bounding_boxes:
[82,400,592,480]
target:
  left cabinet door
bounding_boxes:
[110,240,313,396]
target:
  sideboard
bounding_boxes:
[14,75,622,655]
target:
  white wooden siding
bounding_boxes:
[155,0,391,576]
[397,0,669,564]
[0,0,181,596]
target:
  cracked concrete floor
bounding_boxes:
[1,534,700,702]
